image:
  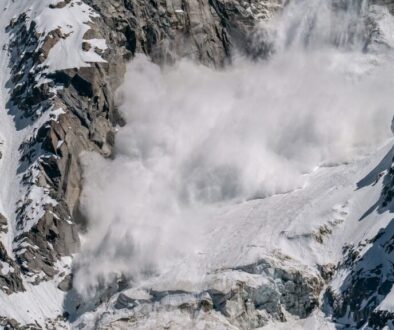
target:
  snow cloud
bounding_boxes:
[72,50,394,297]
[72,0,394,297]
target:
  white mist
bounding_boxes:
[73,0,394,297]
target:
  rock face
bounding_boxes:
[84,0,283,66]
[5,6,96,286]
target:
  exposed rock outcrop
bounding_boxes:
[71,258,324,329]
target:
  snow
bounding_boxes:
[0,0,109,326]
[0,261,14,276]
[0,255,73,325]
[0,280,66,325]
[27,0,107,72]
[378,287,394,312]
[0,0,108,238]
[86,38,107,50]
[57,140,64,149]
[74,2,394,314]
[18,184,59,233]
[0,0,108,244]
[118,140,394,295]
[73,138,394,329]
[0,0,393,328]
[262,311,337,330]
[369,5,394,51]
[83,308,240,330]
[0,0,29,256]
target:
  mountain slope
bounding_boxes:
[0,0,394,329]
[71,140,394,329]
[0,0,283,327]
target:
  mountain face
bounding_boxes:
[0,0,394,329]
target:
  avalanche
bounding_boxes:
[75,0,394,329]
[0,0,394,329]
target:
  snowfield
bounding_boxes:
[71,140,394,329]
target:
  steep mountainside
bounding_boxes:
[0,0,283,328]
[0,0,394,329]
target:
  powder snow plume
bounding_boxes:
[73,0,394,297]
